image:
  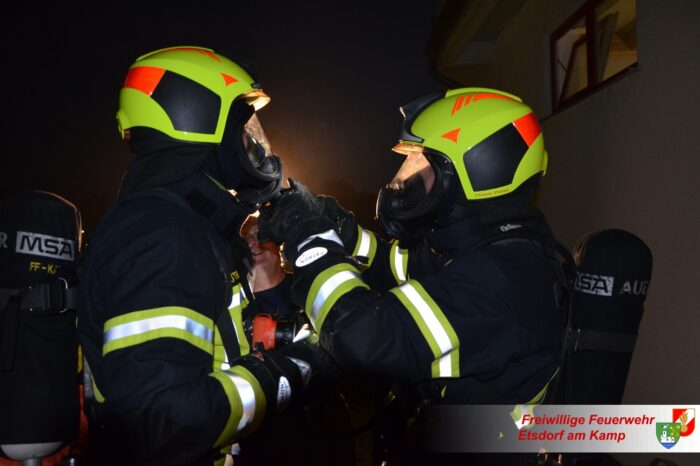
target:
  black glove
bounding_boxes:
[275,339,342,403]
[237,341,341,417]
[258,179,337,263]
[318,195,358,251]
[236,349,309,417]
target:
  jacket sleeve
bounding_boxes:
[290,238,535,386]
[347,224,410,293]
[289,236,434,383]
[92,223,266,465]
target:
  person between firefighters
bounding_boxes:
[78,46,333,466]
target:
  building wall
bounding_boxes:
[459,0,700,406]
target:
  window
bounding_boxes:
[550,0,637,111]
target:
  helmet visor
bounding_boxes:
[383,145,436,214]
[242,113,279,179]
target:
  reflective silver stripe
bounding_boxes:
[298,229,343,250]
[398,282,454,376]
[229,287,245,309]
[394,247,407,283]
[229,288,245,344]
[226,372,256,433]
[438,353,452,376]
[104,315,213,344]
[311,270,361,322]
[221,351,230,371]
[357,228,371,257]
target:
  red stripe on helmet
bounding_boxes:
[451,95,465,115]
[123,66,165,96]
[164,47,222,62]
[473,93,515,102]
[513,112,541,147]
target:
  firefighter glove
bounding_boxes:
[237,349,309,417]
[318,195,358,251]
[258,179,336,263]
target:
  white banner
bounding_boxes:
[419,405,699,453]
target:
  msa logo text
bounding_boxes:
[16,231,75,261]
[575,272,614,297]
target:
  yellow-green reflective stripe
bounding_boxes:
[305,263,369,331]
[229,284,246,309]
[103,307,214,356]
[210,366,265,447]
[91,374,105,403]
[390,280,460,378]
[527,368,559,405]
[352,226,377,268]
[214,327,228,370]
[228,284,250,356]
[389,241,409,285]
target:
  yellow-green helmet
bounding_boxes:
[116,46,283,206]
[396,87,547,200]
[376,87,547,243]
[117,46,269,143]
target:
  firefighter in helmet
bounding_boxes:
[78,46,332,466]
[258,88,566,460]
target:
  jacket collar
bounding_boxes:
[424,202,555,262]
[169,170,248,239]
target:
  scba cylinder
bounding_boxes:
[0,192,81,460]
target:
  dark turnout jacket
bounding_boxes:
[78,172,264,466]
[291,204,564,405]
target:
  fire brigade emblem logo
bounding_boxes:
[673,408,695,437]
[656,422,681,449]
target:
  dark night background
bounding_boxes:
[0,2,438,236]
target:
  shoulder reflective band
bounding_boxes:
[210,365,266,447]
[103,306,214,356]
[228,284,251,357]
[351,226,377,269]
[305,263,369,331]
[389,241,409,285]
[214,327,229,370]
[390,280,460,378]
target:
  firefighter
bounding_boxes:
[78,46,333,466]
[258,88,566,461]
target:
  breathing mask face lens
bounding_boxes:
[243,114,271,160]
[386,151,436,212]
